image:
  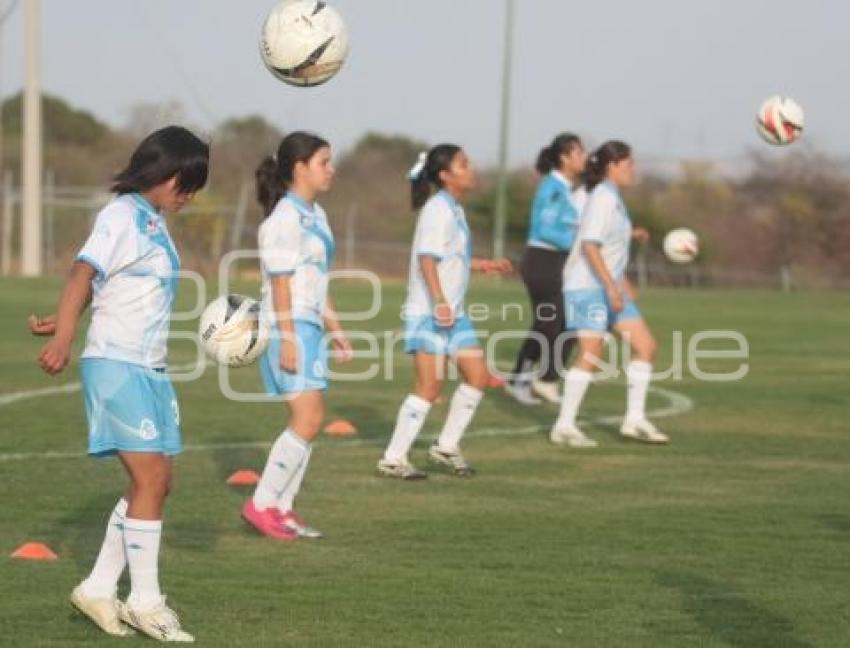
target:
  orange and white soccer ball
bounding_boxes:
[663,228,700,264]
[755,96,804,146]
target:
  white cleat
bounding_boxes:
[376,458,428,480]
[550,424,598,448]
[620,418,669,444]
[428,444,475,477]
[504,381,542,405]
[119,596,195,643]
[530,379,561,404]
[70,584,134,637]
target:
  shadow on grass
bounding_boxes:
[818,513,850,534]
[657,571,811,648]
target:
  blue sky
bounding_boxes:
[2,0,848,164]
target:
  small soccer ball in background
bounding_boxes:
[260,0,349,87]
[199,295,270,367]
[663,228,700,264]
[755,96,804,146]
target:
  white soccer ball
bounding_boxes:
[755,96,804,146]
[663,228,700,264]
[260,0,349,87]
[199,295,270,367]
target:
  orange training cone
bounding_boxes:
[226,469,261,486]
[11,542,58,561]
[324,419,357,437]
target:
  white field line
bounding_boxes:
[0,384,693,463]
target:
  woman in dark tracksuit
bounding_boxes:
[506,134,588,405]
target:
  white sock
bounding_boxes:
[436,384,483,452]
[276,443,312,512]
[555,368,593,428]
[384,394,432,463]
[124,518,163,608]
[253,429,309,510]
[625,360,653,422]
[81,498,128,599]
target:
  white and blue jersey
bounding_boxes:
[75,193,183,456]
[403,191,472,319]
[77,193,180,369]
[403,191,479,356]
[564,182,633,291]
[258,192,335,394]
[258,192,335,328]
[563,182,640,331]
[527,171,587,252]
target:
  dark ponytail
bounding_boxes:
[584,140,632,191]
[409,143,462,210]
[255,131,330,217]
[535,133,582,175]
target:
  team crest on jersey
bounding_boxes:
[146,218,160,235]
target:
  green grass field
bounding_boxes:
[1,277,848,647]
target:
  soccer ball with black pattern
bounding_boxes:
[199,295,270,368]
[260,0,349,87]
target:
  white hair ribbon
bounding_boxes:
[407,151,428,181]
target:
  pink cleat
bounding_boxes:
[241,500,297,541]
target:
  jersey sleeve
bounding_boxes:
[414,200,453,259]
[259,209,301,276]
[580,190,617,245]
[75,204,135,280]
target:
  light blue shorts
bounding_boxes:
[565,289,641,332]
[259,320,328,395]
[80,358,182,457]
[404,314,480,356]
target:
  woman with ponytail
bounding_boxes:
[242,131,353,541]
[551,141,668,447]
[505,133,588,406]
[377,145,512,479]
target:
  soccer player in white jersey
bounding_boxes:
[378,144,512,479]
[241,132,352,540]
[552,141,668,448]
[29,127,207,641]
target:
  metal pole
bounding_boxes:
[1,170,13,275]
[21,0,41,276]
[45,167,53,274]
[0,1,21,206]
[492,0,515,259]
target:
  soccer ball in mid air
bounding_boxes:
[260,0,349,87]
[199,295,270,367]
[755,96,804,146]
[663,228,700,264]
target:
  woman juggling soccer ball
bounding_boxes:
[377,145,512,480]
[241,132,352,540]
[551,141,668,448]
[29,126,208,642]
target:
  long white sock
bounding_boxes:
[276,443,312,512]
[626,360,653,422]
[81,498,128,599]
[253,429,309,510]
[555,368,593,428]
[384,395,432,462]
[436,384,483,452]
[124,518,163,608]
